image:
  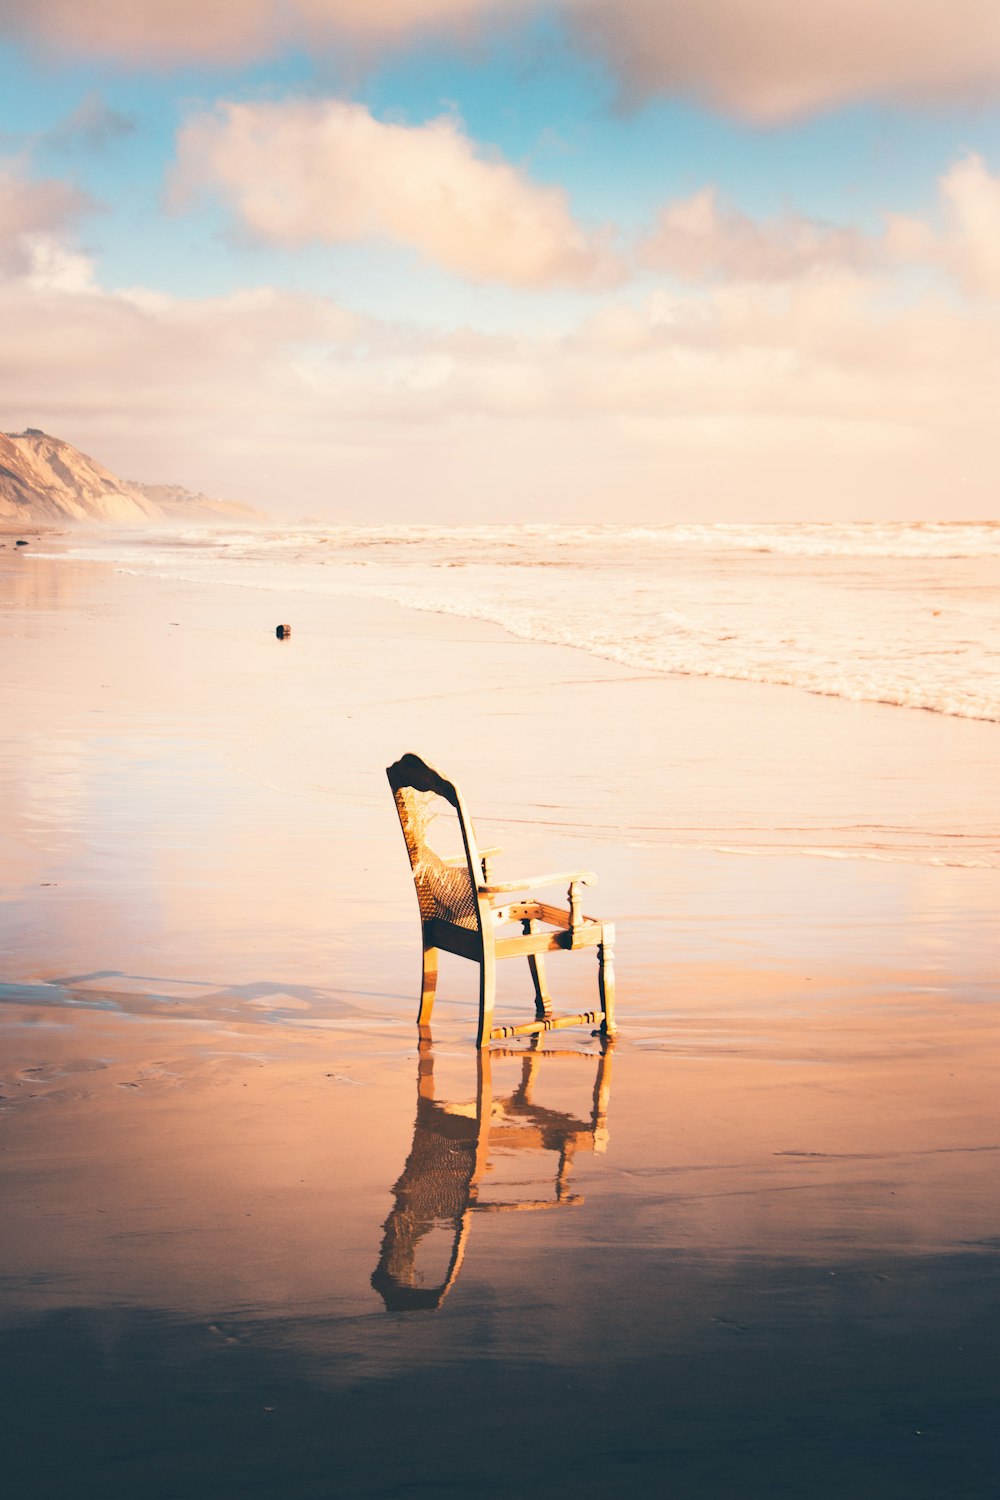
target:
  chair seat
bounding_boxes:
[388,753,617,1046]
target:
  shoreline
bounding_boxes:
[24,517,1000,727]
[9,540,1000,852]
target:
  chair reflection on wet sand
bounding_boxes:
[371,1034,614,1311]
[387,753,617,1047]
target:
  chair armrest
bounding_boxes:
[479,870,596,895]
[441,846,503,869]
[441,848,504,884]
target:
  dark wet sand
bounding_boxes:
[1,551,998,1498]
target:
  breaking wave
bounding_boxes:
[34,520,1000,724]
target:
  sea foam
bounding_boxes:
[35,521,1000,724]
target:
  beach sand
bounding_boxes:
[1,550,998,1498]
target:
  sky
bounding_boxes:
[1,0,999,521]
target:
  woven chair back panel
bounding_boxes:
[394,787,480,930]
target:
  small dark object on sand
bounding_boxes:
[16,539,29,547]
[276,623,291,639]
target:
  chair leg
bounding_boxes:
[598,940,618,1036]
[417,945,438,1026]
[523,918,552,1020]
[476,944,496,1049]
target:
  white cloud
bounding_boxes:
[172,99,618,288]
[640,156,1000,297]
[0,158,93,276]
[3,1,999,123]
[570,0,1000,120]
[0,0,272,64]
[941,155,1000,298]
[21,233,99,291]
[1,247,998,519]
[640,187,869,283]
[291,0,515,43]
[0,0,515,65]
[886,154,1000,299]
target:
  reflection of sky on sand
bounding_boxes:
[1,993,998,1496]
[1,995,996,1322]
[0,1012,621,1327]
[2,553,999,1495]
[372,1036,613,1310]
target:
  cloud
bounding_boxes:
[289,0,515,44]
[4,1,998,125]
[640,156,1000,296]
[172,99,618,287]
[640,187,869,283]
[0,0,513,66]
[886,154,1000,299]
[20,234,100,292]
[1,243,998,519]
[44,92,139,153]
[0,0,273,65]
[570,0,1000,120]
[0,158,94,276]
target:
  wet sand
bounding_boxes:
[1,550,998,1498]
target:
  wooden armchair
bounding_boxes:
[387,753,617,1047]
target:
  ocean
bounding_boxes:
[42,520,1000,723]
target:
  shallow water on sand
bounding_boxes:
[1,552,998,1497]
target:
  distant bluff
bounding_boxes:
[0,429,160,524]
[0,429,261,525]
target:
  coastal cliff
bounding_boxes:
[128,481,260,524]
[0,429,260,525]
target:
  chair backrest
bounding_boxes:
[387,753,484,932]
